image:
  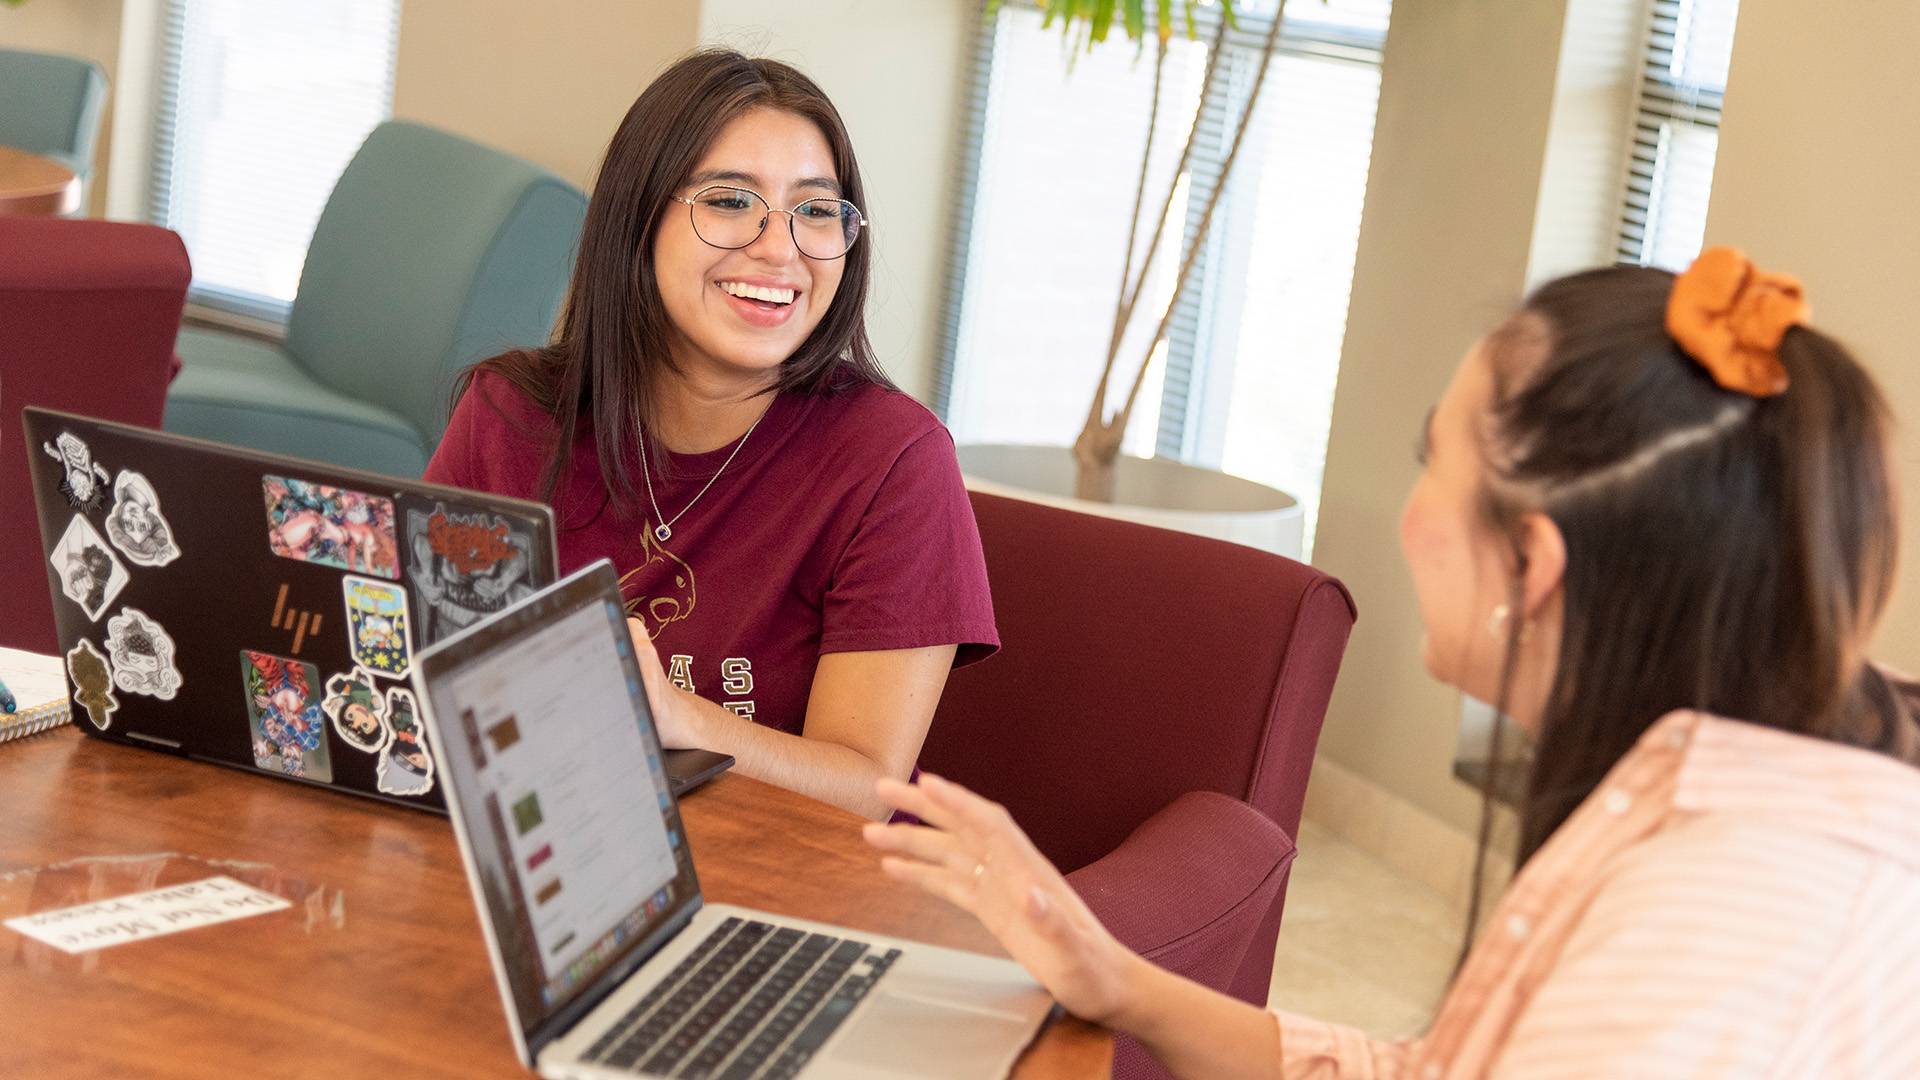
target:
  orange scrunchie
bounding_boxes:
[1665,246,1811,398]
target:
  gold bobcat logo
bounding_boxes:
[620,526,696,639]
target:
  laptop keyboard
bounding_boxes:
[581,917,901,1079]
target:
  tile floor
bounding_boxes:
[1267,820,1464,1037]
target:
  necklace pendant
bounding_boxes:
[653,523,673,543]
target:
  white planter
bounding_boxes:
[957,443,1305,562]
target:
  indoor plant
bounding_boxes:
[961,0,1305,558]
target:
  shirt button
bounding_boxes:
[1506,914,1531,940]
[1603,789,1632,815]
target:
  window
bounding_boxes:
[935,0,1390,555]
[1616,0,1741,270]
[148,0,401,322]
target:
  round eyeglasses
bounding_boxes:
[672,185,868,261]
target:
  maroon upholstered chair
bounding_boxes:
[0,217,190,652]
[920,490,1356,1079]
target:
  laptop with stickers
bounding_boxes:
[411,560,1056,1080]
[23,408,729,810]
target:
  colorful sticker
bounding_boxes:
[103,470,182,568]
[342,576,412,679]
[65,639,118,731]
[376,686,433,797]
[42,431,111,512]
[105,607,183,700]
[402,500,536,644]
[261,475,400,579]
[48,514,130,622]
[321,666,389,754]
[240,650,333,783]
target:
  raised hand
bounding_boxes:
[863,772,1139,1025]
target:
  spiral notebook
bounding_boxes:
[0,648,71,744]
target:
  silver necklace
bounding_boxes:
[639,407,767,543]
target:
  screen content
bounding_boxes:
[430,592,691,1030]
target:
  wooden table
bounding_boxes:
[0,146,81,216]
[0,730,1112,1078]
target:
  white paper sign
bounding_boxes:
[3,875,290,954]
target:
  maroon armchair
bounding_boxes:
[920,490,1356,1079]
[0,217,190,652]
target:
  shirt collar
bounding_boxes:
[1654,710,1920,869]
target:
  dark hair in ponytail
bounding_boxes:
[1474,264,1915,875]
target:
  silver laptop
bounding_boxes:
[411,560,1055,1080]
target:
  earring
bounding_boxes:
[1488,603,1534,645]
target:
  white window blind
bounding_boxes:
[935,0,1390,556]
[148,0,400,322]
[1616,0,1740,270]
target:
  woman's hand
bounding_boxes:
[626,617,704,748]
[863,773,1140,1026]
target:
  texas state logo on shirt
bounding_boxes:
[620,526,695,639]
[619,524,757,722]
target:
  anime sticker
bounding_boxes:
[105,607,183,700]
[341,576,412,679]
[618,527,697,639]
[375,686,434,797]
[261,475,400,579]
[321,666,388,753]
[42,431,111,512]
[64,639,118,731]
[103,471,181,568]
[240,650,333,783]
[401,499,537,645]
[48,515,130,622]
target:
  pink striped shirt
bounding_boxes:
[1277,710,1920,1078]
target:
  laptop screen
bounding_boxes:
[415,562,700,1047]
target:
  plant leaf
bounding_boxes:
[1091,0,1117,43]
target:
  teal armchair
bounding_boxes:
[0,48,109,197]
[164,121,586,476]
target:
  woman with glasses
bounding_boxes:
[868,250,1920,1075]
[426,50,995,820]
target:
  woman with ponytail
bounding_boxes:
[867,248,1920,1077]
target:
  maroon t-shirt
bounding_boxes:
[424,371,997,737]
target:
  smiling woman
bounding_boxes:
[424,50,997,820]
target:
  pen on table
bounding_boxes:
[0,674,15,714]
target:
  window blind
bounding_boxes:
[1616,0,1740,270]
[935,0,1389,555]
[147,0,400,323]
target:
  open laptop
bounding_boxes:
[411,560,1056,1079]
[22,407,730,809]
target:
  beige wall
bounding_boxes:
[1705,0,1920,671]
[0,0,125,218]
[390,0,702,192]
[1311,0,1578,832]
[394,0,969,403]
[697,2,973,403]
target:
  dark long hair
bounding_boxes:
[458,49,893,515]
[1464,265,1916,917]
